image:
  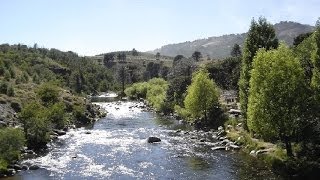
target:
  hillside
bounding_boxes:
[149,21,314,59]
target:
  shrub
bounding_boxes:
[19,101,50,149]
[47,102,67,129]
[36,82,60,106]
[0,128,25,162]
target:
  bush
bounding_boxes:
[0,81,8,94]
[19,101,50,149]
[146,78,168,111]
[48,102,67,129]
[6,84,14,97]
[36,82,60,106]
[125,82,148,99]
[0,128,25,162]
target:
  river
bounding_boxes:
[12,99,281,179]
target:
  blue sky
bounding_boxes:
[0,0,319,56]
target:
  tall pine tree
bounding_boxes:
[239,17,278,129]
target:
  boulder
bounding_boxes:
[13,164,22,170]
[29,165,40,170]
[147,137,161,143]
[21,165,28,170]
[7,169,16,176]
[85,131,91,134]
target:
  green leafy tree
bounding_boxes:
[311,19,320,101]
[239,17,279,129]
[184,69,219,122]
[103,53,115,66]
[191,51,202,62]
[231,43,242,57]
[146,78,168,111]
[48,102,67,129]
[294,34,315,84]
[19,101,50,149]
[293,32,313,47]
[0,128,25,163]
[173,55,184,65]
[247,45,306,157]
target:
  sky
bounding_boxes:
[0,0,319,56]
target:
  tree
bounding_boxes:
[118,65,127,96]
[184,69,219,122]
[239,17,279,129]
[19,101,50,149]
[293,32,313,47]
[120,52,127,62]
[247,45,306,157]
[173,55,184,65]
[191,51,202,62]
[132,48,139,56]
[155,52,160,60]
[231,44,242,57]
[0,128,25,163]
[206,57,241,90]
[103,53,115,66]
[311,19,320,101]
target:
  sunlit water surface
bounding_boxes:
[13,100,280,180]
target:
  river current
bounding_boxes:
[13,99,280,180]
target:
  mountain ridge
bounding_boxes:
[149,21,314,59]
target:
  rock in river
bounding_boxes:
[147,137,161,143]
[29,165,40,170]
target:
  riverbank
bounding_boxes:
[224,118,320,179]
[0,92,107,178]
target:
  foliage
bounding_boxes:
[146,78,168,111]
[294,34,315,84]
[293,32,313,47]
[206,57,241,90]
[311,23,320,101]
[36,82,60,106]
[191,51,202,61]
[231,43,242,57]
[247,44,306,156]
[0,128,25,163]
[125,78,168,111]
[173,55,184,65]
[239,17,279,129]
[47,102,67,129]
[124,82,148,99]
[19,101,50,149]
[184,69,219,122]
[144,62,160,80]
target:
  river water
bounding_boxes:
[13,100,280,180]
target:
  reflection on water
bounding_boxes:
[15,101,281,180]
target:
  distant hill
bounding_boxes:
[149,21,314,59]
